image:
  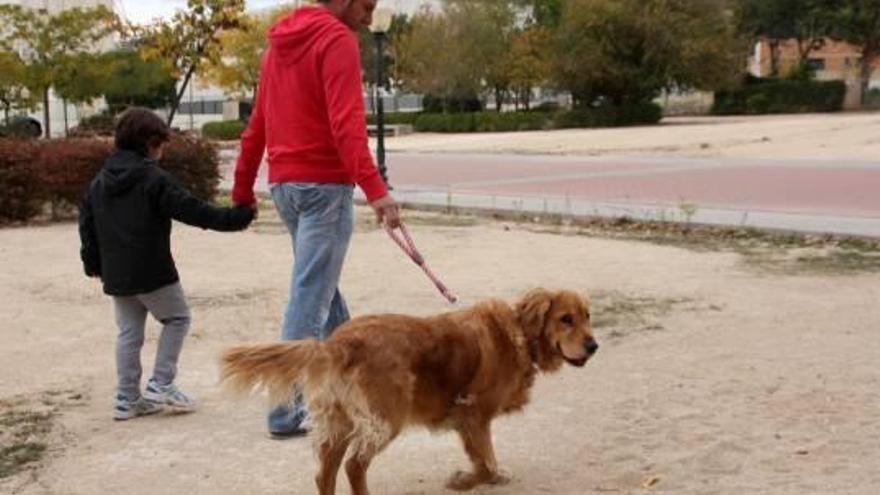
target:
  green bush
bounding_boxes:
[399,103,662,133]
[0,134,221,224]
[365,112,421,126]
[0,116,42,139]
[422,93,483,113]
[865,88,880,109]
[202,120,246,141]
[411,111,550,133]
[712,77,846,115]
[554,103,663,129]
[70,112,116,137]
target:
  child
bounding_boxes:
[78,107,255,420]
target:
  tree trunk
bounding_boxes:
[43,87,51,139]
[2,98,9,125]
[168,63,198,126]
[495,86,503,113]
[769,39,781,77]
[63,98,69,137]
[859,47,877,106]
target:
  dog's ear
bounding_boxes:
[516,288,554,339]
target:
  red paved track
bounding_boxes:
[384,153,880,218]
[219,149,880,235]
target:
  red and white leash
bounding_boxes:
[384,222,458,304]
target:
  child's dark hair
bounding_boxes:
[114,107,170,155]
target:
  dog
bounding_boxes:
[221,288,598,495]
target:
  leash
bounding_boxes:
[384,222,458,304]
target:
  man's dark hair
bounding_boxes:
[114,107,171,155]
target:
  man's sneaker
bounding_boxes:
[144,379,197,412]
[114,394,164,421]
[269,410,311,440]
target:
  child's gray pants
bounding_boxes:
[113,282,190,400]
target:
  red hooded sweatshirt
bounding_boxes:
[232,6,388,205]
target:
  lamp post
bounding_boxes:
[369,8,393,187]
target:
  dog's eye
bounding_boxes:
[560,314,574,325]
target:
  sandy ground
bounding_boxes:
[378,113,880,160]
[1,206,879,495]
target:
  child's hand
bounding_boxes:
[231,204,257,230]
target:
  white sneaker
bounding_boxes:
[114,394,164,421]
[144,379,197,412]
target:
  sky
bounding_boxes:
[118,0,439,25]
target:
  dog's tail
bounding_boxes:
[220,340,326,403]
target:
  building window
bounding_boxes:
[178,100,224,115]
[807,58,826,71]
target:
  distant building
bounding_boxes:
[749,38,880,109]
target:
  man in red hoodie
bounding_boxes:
[232,0,400,438]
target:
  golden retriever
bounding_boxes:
[220,288,598,495]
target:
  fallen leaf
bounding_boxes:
[642,476,661,488]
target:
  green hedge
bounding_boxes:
[412,111,552,132]
[366,112,421,126]
[554,103,663,129]
[712,78,846,115]
[371,103,662,133]
[0,116,42,138]
[865,88,880,109]
[70,113,116,137]
[202,120,247,141]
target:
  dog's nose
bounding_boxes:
[584,340,599,355]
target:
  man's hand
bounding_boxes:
[369,194,401,229]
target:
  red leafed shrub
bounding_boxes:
[0,139,46,224]
[0,133,221,224]
[159,133,220,202]
[36,138,113,218]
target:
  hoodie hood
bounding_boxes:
[269,6,348,65]
[100,150,151,196]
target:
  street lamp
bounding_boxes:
[369,8,393,187]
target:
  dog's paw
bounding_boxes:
[488,470,511,486]
[446,470,511,491]
[446,470,480,491]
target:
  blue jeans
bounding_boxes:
[266,183,354,434]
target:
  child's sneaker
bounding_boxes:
[114,394,164,421]
[144,379,197,412]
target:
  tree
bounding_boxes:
[99,50,177,111]
[395,8,462,100]
[505,27,553,109]
[395,1,516,110]
[553,0,745,108]
[516,0,563,27]
[140,0,246,125]
[831,0,880,104]
[360,13,410,92]
[0,5,119,137]
[0,50,31,124]
[53,53,106,105]
[202,7,290,99]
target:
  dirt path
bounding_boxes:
[1,208,878,495]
